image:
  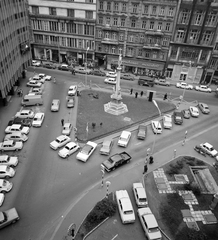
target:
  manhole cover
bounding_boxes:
[124,117,131,121]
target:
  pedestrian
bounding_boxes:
[163,93,167,100]
[140,91,144,97]
[135,92,138,98]
[61,119,64,126]
[130,88,133,95]
[20,90,23,97]
[143,158,148,174]
[53,77,56,83]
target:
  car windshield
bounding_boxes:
[124,210,133,215]
[148,227,159,233]
[108,159,114,164]
[139,198,147,202]
[175,116,181,120]
[3,180,7,186]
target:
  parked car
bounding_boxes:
[133,182,148,208]
[106,71,117,78]
[89,69,106,76]
[32,60,41,67]
[118,131,131,147]
[101,152,131,172]
[5,124,30,135]
[0,208,19,229]
[162,114,172,129]
[4,132,28,142]
[120,73,134,81]
[189,106,199,117]
[100,138,113,155]
[51,99,60,112]
[31,75,45,84]
[62,123,73,136]
[0,193,4,206]
[0,155,18,167]
[26,80,42,88]
[67,98,74,108]
[137,124,147,140]
[138,207,162,240]
[0,140,23,152]
[195,85,212,93]
[38,73,52,81]
[198,102,210,114]
[8,118,32,127]
[58,142,80,158]
[32,113,45,127]
[29,87,42,95]
[115,190,135,224]
[104,77,116,85]
[200,142,218,157]
[151,121,162,134]
[76,141,97,162]
[75,67,91,74]
[50,135,71,150]
[0,179,13,193]
[42,63,56,69]
[154,78,170,86]
[182,109,190,119]
[68,85,77,96]
[15,109,35,119]
[58,64,69,71]
[176,82,193,90]
[173,110,183,125]
[0,165,15,178]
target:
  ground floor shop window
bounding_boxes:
[180,73,187,81]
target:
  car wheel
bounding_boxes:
[5,175,10,179]
[1,191,7,194]
[16,148,19,151]
[112,167,115,171]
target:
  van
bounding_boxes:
[138,76,155,87]
[21,95,43,107]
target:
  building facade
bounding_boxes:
[0,0,31,106]
[28,0,96,66]
[166,0,218,84]
[95,0,178,77]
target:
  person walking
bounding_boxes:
[130,88,133,95]
[140,91,144,97]
[61,119,64,126]
[53,77,56,83]
[163,93,167,100]
[143,158,148,174]
[135,92,138,98]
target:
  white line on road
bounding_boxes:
[111,234,118,240]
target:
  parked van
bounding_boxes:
[21,94,43,106]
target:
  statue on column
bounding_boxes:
[118,54,122,68]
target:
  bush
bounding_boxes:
[175,227,208,240]
[166,161,184,176]
[184,182,201,196]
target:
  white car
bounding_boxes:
[189,106,199,117]
[118,131,131,147]
[0,165,15,178]
[115,190,135,224]
[195,85,212,93]
[32,60,41,66]
[0,155,18,167]
[31,75,45,84]
[0,179,13,193]
[5,124,30,135]
[176,82,193,90]
[0,193,5,207]
[106,71,117,78]
[51,99,60,112]
[200,142,218,157]
[163,114,172,129]
[15,109,35,119]
[0,140,23,152]
[104,77,116,85]
[32,113,45,127]
[100,138,113,155]
[76,141,97,162]
[26,80,42,88]
[58,142,80,158]
[198,102,210,114]
[38,73,52,81]
[133,183,148,208]
[4,132,28,142]
[0,208,19,229]
[68,85,77,96]
[138,207,162,240]
[151,121,162,134]
[29,87,42,95]
[50,135,71,150]
[62,123,72,136]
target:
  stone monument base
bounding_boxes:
[104,99,128,115]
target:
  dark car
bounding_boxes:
[101,152,131,172]
[58,64,69,71]
[137,124,147,140]
[173,110,183,125]
[8,118,32,127]
[89,69,106,76]
[42,63,56,69]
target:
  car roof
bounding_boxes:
[204,142,213,148]
[57,135,67,141]
[63,123,71,127]
[0,155,8,161]
[21,110,31,113]
[52,99,59,103]
[120,131,131,137]
[3,140,14,144]
[0,165,7,170]
[35,112,44,117]
[6,132,22,136]
[66,142,77,148]
[142,214,158,228]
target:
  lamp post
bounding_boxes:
[85,47,90,87]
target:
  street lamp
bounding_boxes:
[85,47,90,87]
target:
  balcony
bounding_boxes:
[102,24,120,31]
[143,44,162,50]
[101,38,119,45]
[145,30,164,36]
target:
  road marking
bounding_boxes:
[135,142,142,146]
[111,234,118,240]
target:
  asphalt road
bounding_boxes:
[0,67,217,240]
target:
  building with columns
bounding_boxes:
[165,0,218,84]
[95,0,178,77]
[0,0,31,106]
[28,0,96,66]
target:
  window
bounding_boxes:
[98,30,102,38]
[105,46,108,52]
[106,17,110,25]
[105,32,109,38]
[132,4,138,13]
[153,51,158,58]
[165,22,171,31]
[86,0,93,2]
[157,22,162,31]
[138,48,142,57]
[180,9,189,24]
[60,22,65,32]
[78,24,83,35]
[118,48,123,55]
[176,28,185,41]
[99,2,103,10]
[202,31,212,44]
[152,6,156,15]
[121,18,125,27]
[114,2,119,11]
[66,22,76,33]
[131,19,136,28]
[160,7,165,15]
[145,51,150,58]
[144,5,148,14]
[86,11,93,19]
[67,9,74,17]
[44,35,49,44]
[149,21,154,30]
[206,11,217,26]
[49,7,56,16]
[122,3,126,12]
[168,7,174,16]
[112,33,117,39]
[113,17,118,26]
[140,34,144,43]
[61,37,66,46]
[162,37,168,46]
[111,47,115,54]
[129,35,134,42]
[44,21,49,31]
[127,47,133,56]
[32,6,39,15]
[99,17,103,25]
[194,11,203,25]
[142,20,146,29]
[119,34,124,41]
[98,44,102,51]
[107,2,111,11]
[189,29,198,43]
[49,21,59,31]
[78,39,82,48]
[209,58,217,68]
[180,73,187,81]
[67,38,77,48]
[84,25,94,36]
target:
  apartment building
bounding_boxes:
[28,0,96,66]
[166,0,218,84]
[0,0,31,106]
[95,0,177,76]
